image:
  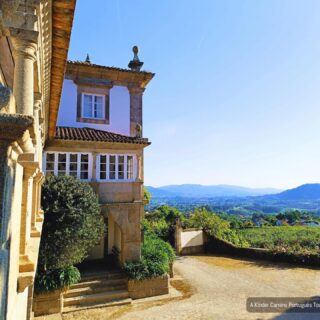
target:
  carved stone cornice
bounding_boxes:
[0,0,40,37]
[0,114,33,143]
[128,86,145,95]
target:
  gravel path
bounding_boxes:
[116,255,320,320]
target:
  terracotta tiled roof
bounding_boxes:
[55,126,150,145]
[67,60,155,76]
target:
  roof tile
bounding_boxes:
[55,126,150,145]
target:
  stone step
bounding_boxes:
[70,277,127,290]
[63,289,130,307]
[63,297,132,313]
[80,271,125,282]
[64,283,127,298]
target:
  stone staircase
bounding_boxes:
[62,270,132,313]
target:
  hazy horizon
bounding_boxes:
[68,1,320,190]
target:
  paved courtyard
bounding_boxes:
[44,255,320,320]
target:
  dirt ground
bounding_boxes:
[39,255,320,320]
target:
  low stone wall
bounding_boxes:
[128,274,169,299]
[206,235,320,267]
[175,225,205,255]
[181,245,204,255]
[33,290,63,316]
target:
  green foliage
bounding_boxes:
[124,235,175,280]
[144,187,152,205]
[34,266,80,293]
[144,205,185,242]
[237,226,320,254]
[189,208,249,247]
[39,175,104,270]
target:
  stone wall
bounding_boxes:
[206,235,320,267]
[128,275,169,299]
[33,290,63,316]
[175,225,205,255]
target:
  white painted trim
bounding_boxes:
[81,92,105,120]
[43,152,92,182]
[96,154,136,182]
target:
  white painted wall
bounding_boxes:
[181,230,204,248]
[57,80,130,135]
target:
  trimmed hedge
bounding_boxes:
[124,235,175,280]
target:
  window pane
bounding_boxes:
[83,95,92,118]
[118,156,124,180]
[58,153,66,175]
[94,96,104,119]
[80,171,88,179]
[70,154,77,163]
[46,153,55,175]
[46,153,54,162]
[109,155,116,180]
[127,156,133,180]
[80,154,89,180]
[81,154,89,163]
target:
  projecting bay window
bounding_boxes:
[44,152,92,181]
[97,154,136,181]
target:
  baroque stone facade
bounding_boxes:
[0,1,75,319]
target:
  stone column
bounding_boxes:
[19,166,37,256]
[11,35,37,116]
[128,86,144,137]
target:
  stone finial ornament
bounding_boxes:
[85,53,91,63]
[128,46,144,71]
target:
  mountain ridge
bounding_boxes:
[146,184,282,198]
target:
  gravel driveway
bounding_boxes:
[116,255,320,320]
[61,255,320,320]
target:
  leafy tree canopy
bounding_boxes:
[38,175,104,270]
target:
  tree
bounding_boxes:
[38,175,104,270]
[144,187,152,204]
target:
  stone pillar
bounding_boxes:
[19,166,37,256]
[30,172,43,237]
[129,86,144,137]
[175,220,182,255]
[11,35,37,116]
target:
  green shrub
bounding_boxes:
[124,235,175,280]
[189,208,249,246]
[38,175,104,270]
[34,266,80,293]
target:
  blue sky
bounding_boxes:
[68,0,320,189]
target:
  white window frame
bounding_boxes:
[81,93,105,120]
[44,152,93,182]
[96,154,136,182]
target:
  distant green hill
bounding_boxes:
[146,184,281,198]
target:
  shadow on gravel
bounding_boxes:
[189,253,320,271]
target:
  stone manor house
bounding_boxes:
[0,1,153,319]
[46,56,154,264]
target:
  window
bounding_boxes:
[109,155,116,180]
[44,152,91,181]
[80,154,89,180]
[46,153,55,175]
[97,154,135,181]
[127,156,133,180]
[100,155,107,180]
[57,153,66,175]
[82,93,104,119]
